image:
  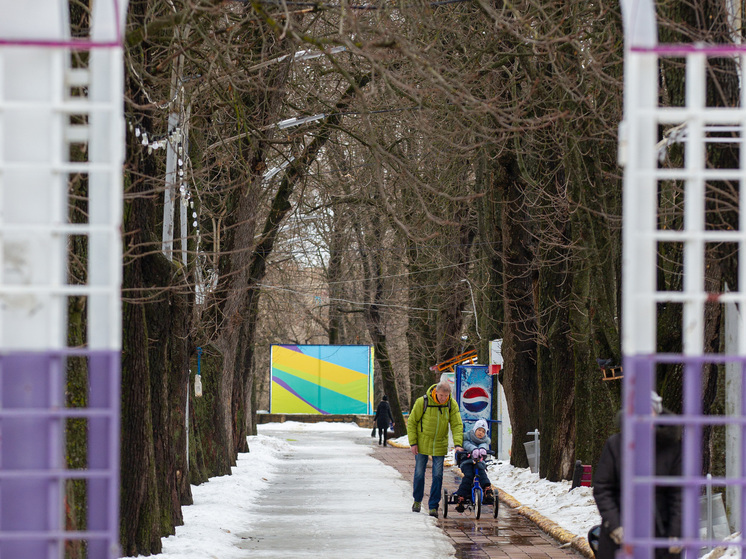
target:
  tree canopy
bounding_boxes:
[61,0,743,554]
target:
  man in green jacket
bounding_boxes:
[407,380,463,518]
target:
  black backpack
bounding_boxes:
[418,394,451,432]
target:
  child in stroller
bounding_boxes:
[453,419,494,512]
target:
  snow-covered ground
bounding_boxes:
[134,421,599,559]
[483,451,601,537]
[136,421,455,559]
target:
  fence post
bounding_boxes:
[526,429,540,476]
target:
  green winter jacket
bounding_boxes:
[407,384,463,456]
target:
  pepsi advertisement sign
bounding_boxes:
[462,386,490,413]
[455,365,493,433]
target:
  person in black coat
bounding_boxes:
[593,392,682,559]
[374,395,394,446]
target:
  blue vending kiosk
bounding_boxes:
[455,364,496,451]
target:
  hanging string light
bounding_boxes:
[130,120,218,302]
[130,121,185,154]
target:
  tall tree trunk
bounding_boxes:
[143,263,192,528]
[327,214,345,345]
[436,205,476,363]
[534,157,575,481]
[406,242,439,405]
[367,320,406,438]
[476,146,505,453]
[120,141,194,553]
[497,152,539,467]
[358,201,406,437]
[476,146,504,348]
[120,260,161,555]
[568,134,623,466]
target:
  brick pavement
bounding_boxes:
[372,444,586,559]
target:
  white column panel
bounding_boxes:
[88,0,125,350]
[0,45,67,350]
[682,54,706,355]
[622,51,659,356]
[0,0,67,40]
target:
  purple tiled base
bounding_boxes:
[0,351,120,558]
[621,355,746,559]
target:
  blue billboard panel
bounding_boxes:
[455,365,493,434]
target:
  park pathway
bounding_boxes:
[372,444,587,559]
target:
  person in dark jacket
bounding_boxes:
[593,392,682,559]
[374,395,395,446]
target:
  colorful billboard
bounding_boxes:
[270,345,374,414]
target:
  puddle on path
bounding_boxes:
[453,542,488,558]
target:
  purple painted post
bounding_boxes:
[87,352,121,558]
[623,355,746,559]
[623,355,656,559]
[681,360,702,557]
[0,354,63,558]
[0,351,121,558]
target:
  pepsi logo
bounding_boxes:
[462,386,489,413]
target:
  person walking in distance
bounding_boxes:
[374,394,394,446]
[407,380,463,518]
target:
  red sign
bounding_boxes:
[488,364,501,375]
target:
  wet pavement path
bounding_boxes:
[372,444,585,559]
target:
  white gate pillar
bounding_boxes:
[0,1,127,557]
